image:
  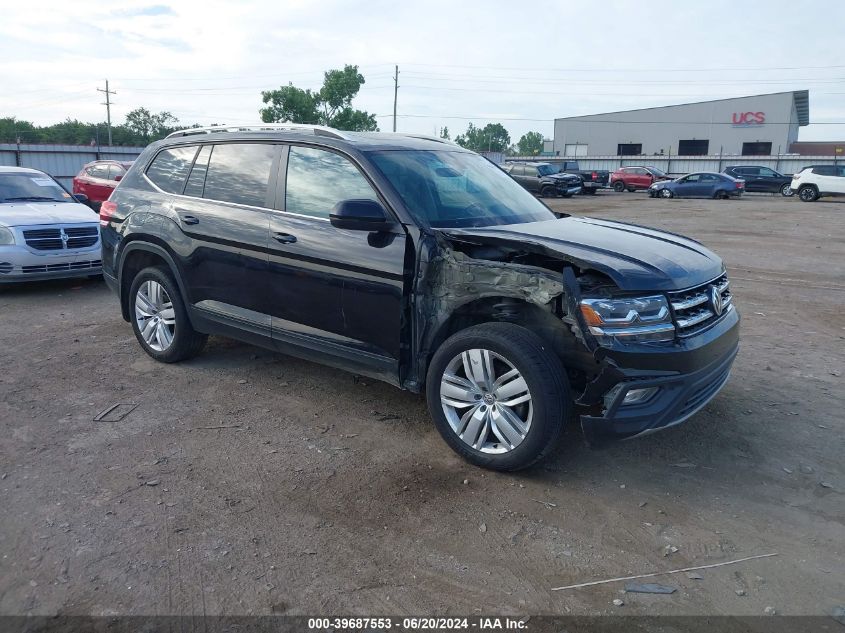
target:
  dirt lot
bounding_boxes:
[1,192,843,618]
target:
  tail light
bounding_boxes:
[591,171,598,181]
[735,181,744,189]
[100,200,117,227]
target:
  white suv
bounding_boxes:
[791,164,845,202]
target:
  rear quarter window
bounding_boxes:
[146,146,199,194]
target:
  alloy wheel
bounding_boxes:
[134,280,176,352]
[439,349,533,454]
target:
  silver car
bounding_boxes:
[0,166,101,284]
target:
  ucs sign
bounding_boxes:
[732,111,766,125]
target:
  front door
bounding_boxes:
[266,145,408,381]
[674,174,706,197]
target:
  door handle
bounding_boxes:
[273,232,297,244]
[180,215,200,225]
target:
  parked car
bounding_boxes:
[0,166,101,284]
[553,160,609,194]
[790,165,845,202]
[73,160,133,211]
[502,162,582,197]
[610,166,670,192]
[649,172,745,199]
[722,165,794,196]
[102,125,739,471]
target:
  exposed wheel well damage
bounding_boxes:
[118,247,173,322]
[410,235,608,397]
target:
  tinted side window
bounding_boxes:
[285,146,379,219]
[814,166,836,176]
[203,143,277,207]
[184,145,212,198]
[146,146,198,194]
[107,164,125,180]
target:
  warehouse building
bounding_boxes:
[553,91,809,157]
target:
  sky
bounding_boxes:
[1,0,844,144]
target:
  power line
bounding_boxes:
[396,62,845,73]
[376,113,845,124]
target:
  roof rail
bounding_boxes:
[165,123,352,140]
[401,134,460,146]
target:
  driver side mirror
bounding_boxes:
[330,199,394,232]
[73,193,89,204]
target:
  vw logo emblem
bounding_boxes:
[710,285,723,316]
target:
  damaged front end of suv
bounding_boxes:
[408,217,740,446]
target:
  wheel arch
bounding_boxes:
[118,239,192,323]
[420,296,584,389]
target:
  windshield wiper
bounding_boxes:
[2,196,62,202]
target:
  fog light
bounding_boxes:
[623,387,659,405]
[0,262,12,274]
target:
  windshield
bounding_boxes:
[536,164,559,176]
[368,150,556,228]
[0,173,72,204]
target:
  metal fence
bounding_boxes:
[0,143,146,190]
[502,154,842,177]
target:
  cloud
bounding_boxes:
[114,4,175,17]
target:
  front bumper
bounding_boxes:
[0,244,102,284]
[557,184,583,195]
[579,307,740,443]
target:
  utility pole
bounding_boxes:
[97,80,116,146]
[392,65,399,132]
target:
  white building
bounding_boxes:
[552,91,809,157]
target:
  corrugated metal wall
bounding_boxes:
[505,154,841,177]
[0,144,145,190]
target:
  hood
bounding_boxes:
[442,216,724,291]
[0,202,99,227]
[547,172,580,182]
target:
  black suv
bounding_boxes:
[722,165,794,196]
[502,162,582,198]
[102,125,740,471]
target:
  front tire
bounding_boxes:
[129,266,207,363]
[540,186,555,198]
[426,323,569,471]
[798,185,819,202]
[659,188,674,198]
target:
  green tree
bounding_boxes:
[439,126,450,140]
[517,131,544,156]
[0,117,38,143]
[454,122,511,153]
[259,65,378,131]
[124,107,180,143]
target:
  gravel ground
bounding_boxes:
[0,192,843,618]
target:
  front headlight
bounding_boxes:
[0,227,15,246]
[579,295,675,345]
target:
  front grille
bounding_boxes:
[22,260,101,274]
[23,228,63,250]
[668,273,732,336]
[23,225,99,251]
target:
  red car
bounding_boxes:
[72,160,133,210]
[610,166,670,192]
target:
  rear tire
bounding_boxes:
[128,266,207,363]
[612,181,625,192]
[781,183,794,197]
[798,186,819,202]
[426,323,569,472]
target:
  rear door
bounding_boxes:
[85,164,113,202]
[757,167,782,192]
[146,142,278,329]
[812,166,838,194]
[266,144,408,379]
